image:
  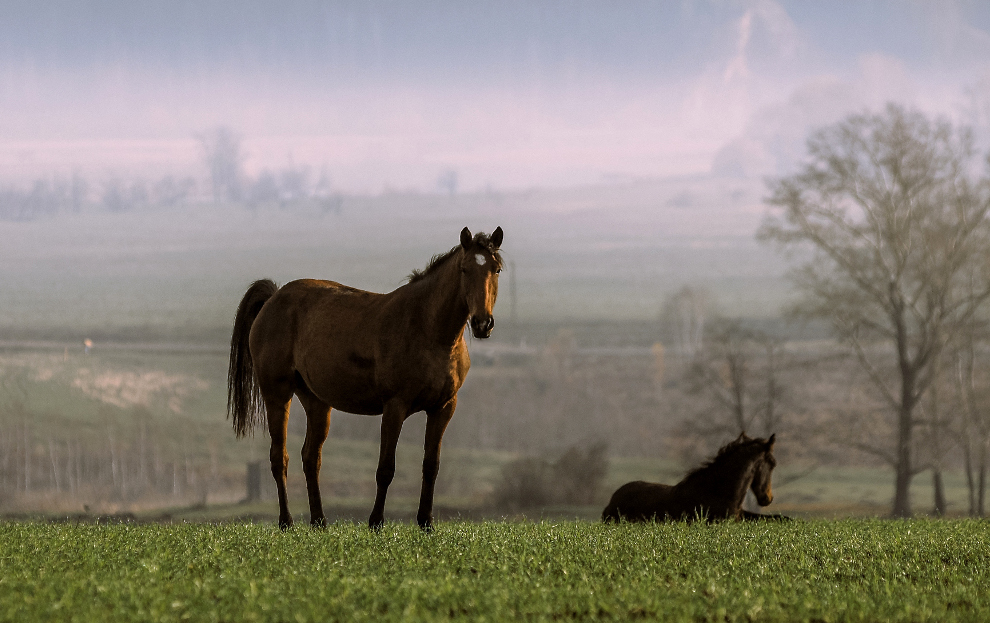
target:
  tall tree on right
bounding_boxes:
[759,104,990,517]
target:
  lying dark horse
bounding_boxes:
[603,433,785,522]
[228,227,503,530]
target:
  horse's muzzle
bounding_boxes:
[470,315,495,339]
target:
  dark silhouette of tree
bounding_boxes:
[759,103,990,517]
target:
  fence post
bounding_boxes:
[246,461,262,502]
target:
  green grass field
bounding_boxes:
[1,519,988,622]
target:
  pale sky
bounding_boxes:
[3,0,990,193]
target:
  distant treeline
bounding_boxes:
[0,168,342,222]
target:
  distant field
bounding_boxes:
[1,520,989,622]
[0,181,790,342]
[0,344,973,520]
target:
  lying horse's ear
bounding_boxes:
[460,227,473,249]
[766,433,776,449]
[736,430,747,442]
[491,226,503,249]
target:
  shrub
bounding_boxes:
[490,442,608,510]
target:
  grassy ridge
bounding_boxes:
[1,520,988,622]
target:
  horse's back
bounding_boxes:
[602,481,675,523]
[251,279,373,354]
[249,279,388,413]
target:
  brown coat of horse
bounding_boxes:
[228,227,503,530]
[602,433,782,522]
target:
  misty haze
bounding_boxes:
[4,1,990,524]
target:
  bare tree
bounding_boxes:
[198,126,244,204]
[759,103,990,516]
[684,319,789,438]
[950,335,990,516]
[917,354,952,515]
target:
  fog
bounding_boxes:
[4,1,990,192]
[6,1,990,323]
[4,2,990,518]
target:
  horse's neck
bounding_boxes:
[680,450,757,510]
[409,256,469,347]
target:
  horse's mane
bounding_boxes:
[681,436,761,485]
[407,232,504,283]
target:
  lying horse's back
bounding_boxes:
[602,480,677,522]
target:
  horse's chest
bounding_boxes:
[377,350,470,411]
[407,354,466,407]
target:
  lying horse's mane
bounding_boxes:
[680,436,757,485]
[407,232,504,283]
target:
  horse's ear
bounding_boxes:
[736,431,747,442]
[766,434,776,449]
[490,226,503,249]
[460,227,473,249]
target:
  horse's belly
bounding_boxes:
[306,370,384,415]
[323,392,384,416]
[327,399,383,416]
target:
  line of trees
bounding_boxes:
[0,126,342,222]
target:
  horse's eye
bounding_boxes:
[496,269,501,274]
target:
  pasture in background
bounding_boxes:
[0,332,973,521]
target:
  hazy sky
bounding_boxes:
[3,0,990,192]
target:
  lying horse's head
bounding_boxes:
[459,226,503,338]
[749,433,777,506]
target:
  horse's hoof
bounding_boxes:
[311,516,328,529]
[369,515,385,531]
[417,516,434,532]
[278,515,294,531]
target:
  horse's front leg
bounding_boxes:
[369,399,407,530]
[417,397,456,531]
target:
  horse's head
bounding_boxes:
[459,226,503,338]
[749,433,777,506]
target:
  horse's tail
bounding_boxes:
[227,279,279,438]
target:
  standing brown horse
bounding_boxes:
[602,433,782,522]
[228,226,503,530]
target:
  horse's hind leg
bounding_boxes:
[261,381,294,530]
[297,385,331,528]
[417,397,456,531]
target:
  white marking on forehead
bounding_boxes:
[475,253,487,266]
